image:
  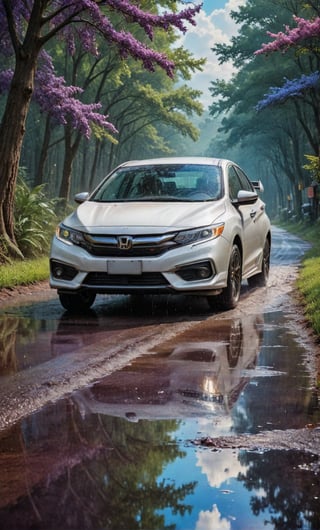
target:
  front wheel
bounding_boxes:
[209,244,242,311]
[247,238,270,288]
[58,290,96,312]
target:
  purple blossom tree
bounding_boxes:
[33,52,118,138]
[256,72,320,110]
[255,15,320,106]
[0,0,201,261]
[254,12,320,209]
[255,16,320,55]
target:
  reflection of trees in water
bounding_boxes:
[231,312,318,434]
[71,414,196,530]
[0,402,196,529]
[0,315,43,375]
[237,449,320,529]
[0,316,19,374]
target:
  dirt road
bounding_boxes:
[0,227,319,433]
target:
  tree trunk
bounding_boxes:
[89,139,102,189]
[0,55,38,261]
[59,125,81,201]
[0,0,43,262]
[35,115,52,187]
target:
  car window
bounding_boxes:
[91,164,222,202]
[228,166,243,201]
[234,167,254,192]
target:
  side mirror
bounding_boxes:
[234,190,258,205]
[74,192,89,204]
[251,180,264,192]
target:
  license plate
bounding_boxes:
[108,260,142,275]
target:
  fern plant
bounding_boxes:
[14,177,58,258]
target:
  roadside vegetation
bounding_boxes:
[0,257,49,289]
[0,177,58,288]
[14,174,58,258]
[281,218,320,391]
[278,220,320,339]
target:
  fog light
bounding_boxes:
[50,260,78,281]
[54,266,64,278]
[176,261,214,281]
[197,266,211,279]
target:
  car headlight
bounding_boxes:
[56,224,86,246]
[174,223,224,246]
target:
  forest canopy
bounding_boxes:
[207,0,320,219]
[0,0,204,261]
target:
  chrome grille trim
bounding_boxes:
[82,232,178,257]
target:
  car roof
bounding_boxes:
[118,157,232,168]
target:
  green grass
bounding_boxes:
[297,252,320,339]
[0,256,49,288]
[278,220,320,338]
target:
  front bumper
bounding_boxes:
[49,235,230,295]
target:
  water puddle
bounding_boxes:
[0,306,319,529]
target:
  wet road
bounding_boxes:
[0,226,319,530]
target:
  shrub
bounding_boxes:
[14,178,58,258]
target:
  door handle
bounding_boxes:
[250,210,257,218]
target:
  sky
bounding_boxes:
[177,0,247,108]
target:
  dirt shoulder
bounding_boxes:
[0,279,54,305]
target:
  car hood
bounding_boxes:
[64,200,226,235]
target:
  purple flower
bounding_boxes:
[34,53,117,138]
[256,72,320,110]
[0,1,202,134]
[255,16,320,55]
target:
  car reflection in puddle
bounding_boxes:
[73,315,263,423]
[0,312,320,530]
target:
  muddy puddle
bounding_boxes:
[0,305,319,529]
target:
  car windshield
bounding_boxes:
[91,164,222,202]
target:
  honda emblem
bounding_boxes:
[117,236,133,250]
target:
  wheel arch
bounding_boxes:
[266,230,271,249]
[233,234,243,267]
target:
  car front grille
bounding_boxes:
[83,246,166,257]
[84,272,169,287]
[81,233,177,257]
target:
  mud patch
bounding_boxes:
[192,427,320,471]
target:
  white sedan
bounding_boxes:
[50,157,271,312]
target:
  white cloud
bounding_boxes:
[196,504,231,530]
[196,448,246,488]
[177,1,247,108]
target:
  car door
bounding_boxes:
[228,165,262,277]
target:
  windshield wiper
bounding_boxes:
[93,197,214,203]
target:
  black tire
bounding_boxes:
[247,238,270,288]
[59,291,96,312]
[209,244,242,311]
[227,319,243,367]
